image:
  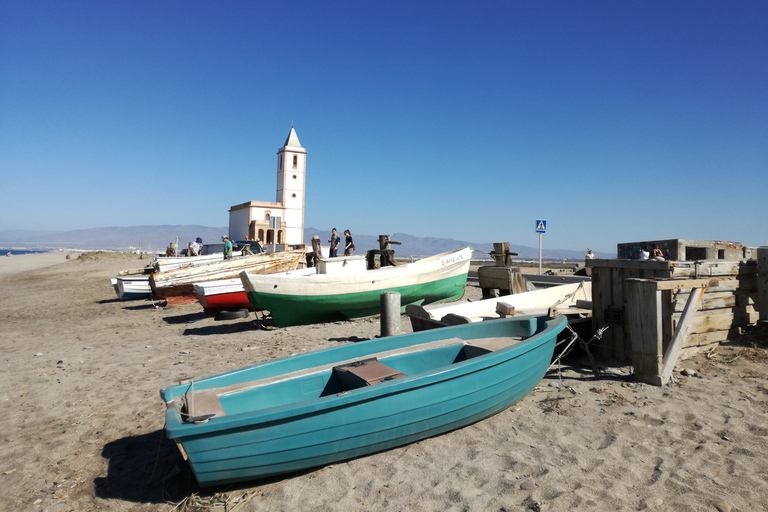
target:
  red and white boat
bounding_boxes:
[193,267,315,314]
[192,278,251,314]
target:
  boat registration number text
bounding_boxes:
[440,253,465,266]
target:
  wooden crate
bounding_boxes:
[590,258,760,362]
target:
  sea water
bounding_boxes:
[0,249,48,256]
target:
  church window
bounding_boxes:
[292,174,297,179]
[292,155,298,169]
[292,193,296,198]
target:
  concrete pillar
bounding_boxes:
[380,292,401,337]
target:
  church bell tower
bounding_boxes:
[276,127,306,246]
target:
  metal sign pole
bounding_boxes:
[539,233,542,275]
[535,219,546,275]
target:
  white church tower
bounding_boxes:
[228,127,307,247]
[275,127,306,246]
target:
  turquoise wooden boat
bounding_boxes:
[160,314,567,487]
[239,247,472,327]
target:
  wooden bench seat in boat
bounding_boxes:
[333,358,406,388]
[182,334,531,420]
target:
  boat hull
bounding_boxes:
[247,273,467,326]
[113,276,151,300]
[160,314,566,486]
[196,290,252,313]
[241,248,472,327]
[151,250,304,300]
[407,281,592,331]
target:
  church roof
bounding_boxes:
[282,126,303,149]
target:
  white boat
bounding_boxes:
[406,281,591,331]
[153,253,231,273]
[111,275,152,300]
[240,247,472,327]
[151,249,305,301]
[192,268,316,313]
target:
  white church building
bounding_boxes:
[228,127,306,248]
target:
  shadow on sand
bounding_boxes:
[97,298,124,305]
[94,430,200,505]
[122,303,158,311]
[183,320,256,336]
[95,429,313,505]
[163,312,210,325]
[328,335,372,344]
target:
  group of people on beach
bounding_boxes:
[639,244,669,261]
[165,237,204,257]
[586,245,671,261]
[328,228,354,257]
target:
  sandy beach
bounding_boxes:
[1,252,766,512]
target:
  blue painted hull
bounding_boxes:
[160,315,566,486]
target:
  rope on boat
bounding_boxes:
[550,280,586,309]
[580,325,610,378]
[548,324,611,380]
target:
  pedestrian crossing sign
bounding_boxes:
[535,219,547,233]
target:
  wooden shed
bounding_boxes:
[589,252,765,384]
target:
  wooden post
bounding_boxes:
[375,235,400,268]
[492,242,511,267]
[626,279,664,383]
[658,287,705,385]
[380,292,401,337]
[311,236,322,255]
[306,236,322,268]
[758,247,768,324]
[626,277,718,386]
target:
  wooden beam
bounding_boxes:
[658,287,706,385]
[626,279,664,382]
[588,259,670,270]
[495,302,515,317]
[624,277,719,291]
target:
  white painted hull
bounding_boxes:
[113,275,151,300]
[242,248,472,297]
[407,281,591,327]
[193,268,317,298]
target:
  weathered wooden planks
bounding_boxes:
[592,258,760,371]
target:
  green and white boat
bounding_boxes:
[240,247,472,327]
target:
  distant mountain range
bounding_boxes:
[0,226,613,260]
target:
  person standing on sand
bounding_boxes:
[222,236,233,260]
[343,230,355,256]
[328,228,340,258]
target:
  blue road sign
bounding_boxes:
[535,219,547,233]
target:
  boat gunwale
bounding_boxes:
[153,249,304,281]
[162,315,566,438]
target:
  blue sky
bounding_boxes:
[2,1,766,253]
